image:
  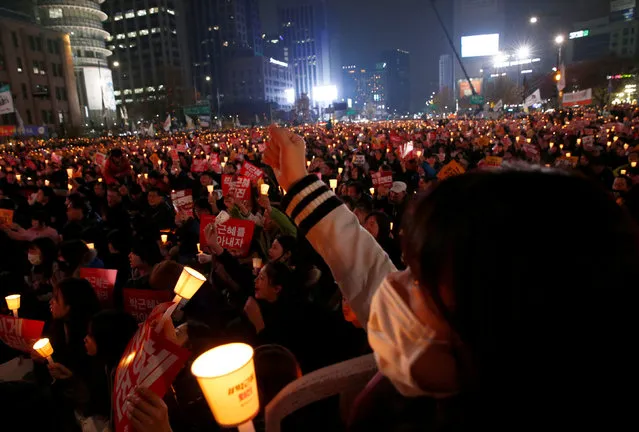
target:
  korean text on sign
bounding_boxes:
[229,176,252,202]
[81,268,117,308]
[199,216,255,255]
[0,316,45,353]
[371,171,393,189]
[123,289,174,323]
[238,161,264,181]
[114,302,190,432]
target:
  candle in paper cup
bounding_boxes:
[260,184,270,195]
[173,266,207,301]
[207,185,214,194]
[252,258,262,269]
[16,174,21,182]
[191,343,259,428]
[329,179,337,190]
[66,168,73,178]
[5,294,20,317]
[306,160,311,167]
[621,169,627,175]
[197,243,201,253]
[224,156,229,163]
[565,152,571,158]
[338,167,343,175]
[576,138,582,145]
[632,162,637,168]
[144,173,148,179]
[44,180,50,186]
[390,222,394,231]
[624,143,629,150]
[369,187,375,195]
[67,183,73,191]
[86,243,95,250]
[549,142,554,148]
[161,234,168,244]
[33,338,54,364]
[221,162,226,169]
[98,178,103,182]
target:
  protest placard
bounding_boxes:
[81,268,117,308]
[437,160,466,181]
[238,161,264,181]
[114,302,190,432]
[0,315,45,353]
[200,216,255,255]
[371,171,393,189]
[123,289,175,323]
[170,190,193,220]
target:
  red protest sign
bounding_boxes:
[114,302,190,432]
[0,315,45,353]
[221,174,233,197]
[200,216,255,255]
[123,289,174,323]
[229,176,252,202]
[238,161,264,182]
[177,143,187,153]
[170,190,194,220]
[191,158,209,173]
[371,171,393,189]
[81,268,117,308]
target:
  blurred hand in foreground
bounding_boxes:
[265,125,308,192]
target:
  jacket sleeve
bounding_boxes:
[269,207,297,237]
[280,175,396,327]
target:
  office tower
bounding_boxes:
[102,0,190,120]
[277,0,331,103]
[37,0,116,126]
[0,15,82,132]
[439,54,453,92]
[382,49,410,114]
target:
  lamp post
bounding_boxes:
[555,35,565,108]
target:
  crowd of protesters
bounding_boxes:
[1,106,639,431]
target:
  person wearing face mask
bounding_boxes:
[23,237,59,319]
[264,125,639,431]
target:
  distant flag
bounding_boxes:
[0,85,15,115]
[185,114,194,130]
[15,109,25,134]
[494,99,503,111]
[163,114,171,132]
[147,123,155,136]
[524,89,542,108]
[557,63,566,92]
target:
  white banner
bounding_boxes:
[163,114,171,132]
[563,89,592,107]
[494,99,503,111]
[0,85,15,115]
[611,0,635,12]
[524,89,542,108]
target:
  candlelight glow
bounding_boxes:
[329,179,337,190]
[191,343,259,428]
[66,168,73,178]
[33,338,54,362]
[207,185,214,194]
[86,243,95,250]
[161,234,168,244]
[5,294,20,311]
[173,266,207,300]
[260,184,270,195]
[252,258,262,269]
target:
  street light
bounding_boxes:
[555,35,565,45]
[517,46,531,60]
[530,16,538,24]
[206,76,211,81]
[113,61,120,68]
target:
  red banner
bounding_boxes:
[170,190,193,220]
[200,216,255,255]
[81,268,117,307]
[177,143,187,153]
[371,171,393,189]
[238,161,264,182]
[0,315,45,353]
[0,126,16,137]
[114,302,190,432]
[123,289,174,323]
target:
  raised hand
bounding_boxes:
[264,125,308,192]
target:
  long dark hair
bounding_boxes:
[89,310,138,369]
[402,169,639,429]
[55,278,101,343]
[29,237,57,279]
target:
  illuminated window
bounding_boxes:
[213,26,219,30]
[134,88,143,94]
[149,7,159,14]
[223,41,229,47]
[49,8,63,19]
[146,86,155,92]
[171,29,177,35]
[137,10,147,16]
[125,11,135,19]
[127,31,136,38]
[139,29,149,36]
[114,13,123,21]
[116,34,125,40]
[107,45,115,50]
[106,35,114,42]
[151,27,160,34]
[167,9,175,15]
[118,44,125,49]
[123,89,132,95]
[114,90,121,96]
[158,84,165,90]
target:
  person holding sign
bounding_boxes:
[264,125,639,430]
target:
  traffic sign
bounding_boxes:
[470,95,485,105]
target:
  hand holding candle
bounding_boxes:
[173,266,207,303]
[33,338,54,364]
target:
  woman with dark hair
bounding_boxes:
[363,211,403,269]
[267,234,297,266]
[53,239,102,283]
[124,238,163,289]
[265,126,639,431]
[34,278,101,431]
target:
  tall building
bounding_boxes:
[277,0,331,104]
[341,65,369,106]
[36,0,116,127]
[184,0,263,115]
[439,54,453,92]
[0,16,82,133]
[382,49,410,114]
[224,55,293,109]
[101,0,191,121]
[367,62,388,113]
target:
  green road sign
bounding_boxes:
[470,95,485,105]
[346,109,357,116]
[183,105,211,116]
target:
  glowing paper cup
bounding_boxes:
[44,180,50,186]
[66,168,73,178]
[260,184,270,195]
[16,174,21,182]
[86,243,95,250]
[329,179,338,190]
[161,234,168,244]
[191,343,259,429]
[369,187,375,195]
[5,294,20,317]
[252,258,262,269]
[173,266,207,301]
[33,338,54,364]
[207,185,214,194]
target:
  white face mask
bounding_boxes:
[28,254,42,265]
[367,271,459,398]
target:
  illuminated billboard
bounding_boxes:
[312,85,338,103]
[458,78,483,98]
[461,34,500,58]
[82,66,116,112]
